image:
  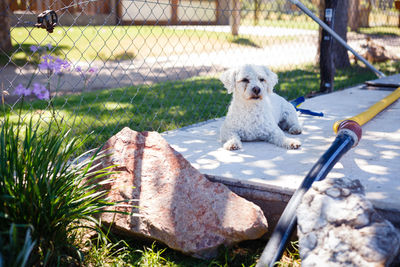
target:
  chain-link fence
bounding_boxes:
[1,0,400,150]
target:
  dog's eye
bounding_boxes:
[259,78,265,82]
[240,78,250,83]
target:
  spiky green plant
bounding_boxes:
[84,238,134,266]
[0,114,118,266]
[135,242,169,267]
[0,224,36,267]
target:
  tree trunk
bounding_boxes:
[318,0,350,93]
[254,0,259,25]
[0,0,12,53]
[320,0,337,93]
[332,0,350,69]
[348,0,360,31]
[359,0,372,27]
[231,0,240,36]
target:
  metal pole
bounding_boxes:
[289,0,386,78]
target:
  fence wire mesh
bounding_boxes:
[1,0,400,150]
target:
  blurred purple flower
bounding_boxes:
[53,58,70,74]
[30,45,39,53]
[14,84,31,96]
[75,66,83,73]
[75,66,97,88]
[75,66,97,75]
[38,55,54,71]
[38,55,70,74]
[46,43,53,50]
[32,83,50,100]
[88,67,98,74]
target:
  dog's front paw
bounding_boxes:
[288,125,302,135]
[223,139,242,150]
[284,138,301,150]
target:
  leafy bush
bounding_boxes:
[0,115,117,266]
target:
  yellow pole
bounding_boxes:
[333,87,400,134]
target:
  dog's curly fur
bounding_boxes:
[220,64,302,150]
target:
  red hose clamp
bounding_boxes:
[337,120,362,147]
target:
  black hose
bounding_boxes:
[256,131,356,267]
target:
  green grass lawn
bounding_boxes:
[1,63,382,154]
[6,23,400,68]
[6,26,231,64]
[83,236,271,267]
[4,24,312,66]
[358,26,400,37]
[80,229,302,266]
[3,26,258,65]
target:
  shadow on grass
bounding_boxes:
[228,36,261,48]
[98,51,136,61]
[0,43,69,66]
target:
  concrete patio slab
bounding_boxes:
[366,73,400,88]
[162,84,400,225]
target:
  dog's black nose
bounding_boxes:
[252,86,261,95]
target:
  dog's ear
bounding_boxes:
[262,66,278,94]
[220,69,236,94]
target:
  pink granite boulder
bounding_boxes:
[98,127,268,259]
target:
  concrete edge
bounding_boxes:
[205,175,400,230]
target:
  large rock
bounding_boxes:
[98,127,268,259]
[297,177,400,267]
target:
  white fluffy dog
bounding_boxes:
[220,64,302,150]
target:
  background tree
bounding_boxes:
[0,0,12,53]
[318,0,350,69]
[254,0,259,25]
[348,0,361,31]
[231,0,241,35]
[349,0,372,31]
[332,0,350,69]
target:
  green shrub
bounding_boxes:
[0,114,117,266]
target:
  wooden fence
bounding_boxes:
[9,0,229,26]
[10,0,111,14]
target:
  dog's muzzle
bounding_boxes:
[250,86,262,99]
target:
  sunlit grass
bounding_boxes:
[5,24,318,66]
[82,235,299,266]
[2,77,230,152]
[276,241,301,267]
[83,235,266,267]
[358,26,400,36]
[1,62,385,154]
[6,25,277,65]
